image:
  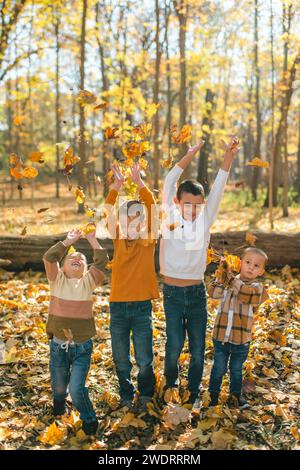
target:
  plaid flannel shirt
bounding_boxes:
[208,275,269,345]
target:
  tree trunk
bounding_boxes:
[265,50,300,207]
[0,0,26,77]
[54,13,61,199]
[268,0,275,229]
[77,0,88,214]
[251,0,261,201]
[153,0,161,191]
[164,0,172,159]
[297,106,300,201]
[95,1,110,197]
[282,3,293,217]
[174,0,189,178]
[197,89,214,193]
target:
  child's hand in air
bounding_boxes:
[63,229,82,247]
[129,162,144,188]
[111,164,125,191]
[187,140,205,158]
[220,135,240,156]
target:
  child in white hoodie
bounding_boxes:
[160,136,239,406]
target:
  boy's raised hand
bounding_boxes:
[177,140,205,170]
[84,225,101,249]
[63,229,82,247]
[220,135,240,156]
[187,141,205,157]
[220,134,240,171]
[129,162,144,188]
[111,164,125,191]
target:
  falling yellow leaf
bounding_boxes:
[13,115,26,126]
[246,157,269,168]
[245,231,257,246]
[77,90,97,106]
[29,151,44,163]
[22,167,38,179]
[75,187,85,205]
[145,103,160,119]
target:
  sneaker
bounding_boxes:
[120,399,134,410]
[53,399,66,417]
[82,419,98,436]
[134,396,152,413]
[227,394,250,410]
[209,392,220,406]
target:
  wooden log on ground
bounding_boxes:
[0,231,299,271]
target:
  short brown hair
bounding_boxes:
[242,247,268,264]
[176,179,205,201]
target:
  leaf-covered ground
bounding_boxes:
[0,267,299,450]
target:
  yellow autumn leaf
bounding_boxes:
[164,387,181,404]
[29,151,44,163]
[81,223,96,235]
[245,231,257,246]
[246,157,269,168]
[22,167,39,179]
[75,187,85,205]
[38,422,65,446]
[197,418,218,430]
[262,366,278,379]
[145,103,160,119]
[14,115,26,126]
[77,89,97,106]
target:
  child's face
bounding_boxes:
[240,252,265,281]
[174,192,205,221]
[63,252,87,278]
[119,208,143,240]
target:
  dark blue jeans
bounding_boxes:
[49,339,96,423]
[109,300,155,401]
[209,339,250,396]
[163,283,208,395]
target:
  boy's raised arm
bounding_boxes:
[162,142,204,206]
[104,164,125,239]
[85,230,108,288]
[205,136,240,227]
[43,229,81,282]
[129,162,157,236]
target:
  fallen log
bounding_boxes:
[0,231,300,271]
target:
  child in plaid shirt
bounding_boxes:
[208,247,269,409]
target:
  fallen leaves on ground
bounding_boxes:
[0,267,299,450]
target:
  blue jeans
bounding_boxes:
[49,338,96,423]
[109,300,155,401]
[209,339,250,396]
[163,283,208,395]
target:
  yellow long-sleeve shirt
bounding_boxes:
[105,186,159,302]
